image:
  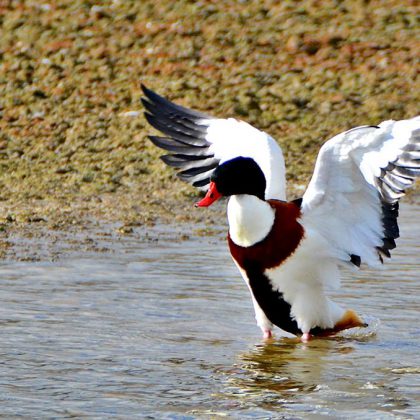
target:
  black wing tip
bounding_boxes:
[144,111,158,129]
[148,135,171,150]
[141,83,152,97]
[178,162,219,177]
[140,83,166,108]
[377,199,400,262]
[141,84,156,106]
[160,154,183,168]
[140,83,211,121]
[382,237,397,250]
[350,254,361,268]
[140,97,151,109]
[141,83,220,188]
[381,201,400,239]
[192,178,210,188]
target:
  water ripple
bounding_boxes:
[0,203,418,417]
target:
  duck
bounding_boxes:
[141,84,420,342]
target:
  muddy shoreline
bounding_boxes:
[0,1,418,255]
[0,193,418,262]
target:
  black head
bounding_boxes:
[195,157,266,208]
[211,157,266,200]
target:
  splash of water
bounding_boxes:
[338,315,380,339]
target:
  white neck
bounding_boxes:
[227,195,275,247]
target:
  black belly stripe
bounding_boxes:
[247,268,327,336]
[247,268,301,335]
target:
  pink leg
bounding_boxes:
[263,329,273,339]
[301,332,312,342]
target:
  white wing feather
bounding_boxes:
[301,116,420,267]
[202,118,286,200]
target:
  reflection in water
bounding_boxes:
[221,333,413,417]
[222,338,349,414]
[234,338,343,395]
[0,203,418,418]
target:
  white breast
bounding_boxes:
[227,195,275,247]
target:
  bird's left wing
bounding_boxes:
[141,85,286,200]
[301,116,420,267]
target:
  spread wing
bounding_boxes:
[141,85,287,200]
[301,117,420,267]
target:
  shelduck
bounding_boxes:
[141,84,419,341]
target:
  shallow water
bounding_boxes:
[0,203,419,419]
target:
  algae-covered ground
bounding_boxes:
[0,0,418,233]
